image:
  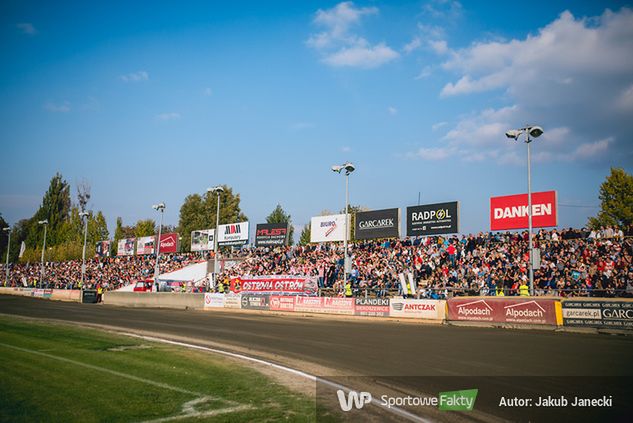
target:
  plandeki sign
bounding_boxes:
[490,190,557,231]
[354,208,400,240]
[406,202,459,236]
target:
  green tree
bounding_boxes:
[298,223,311,245]
[588,167,633,229]
[178,186,248,252]
[25,173,71,249]
[134,219,156,237]
[266,203,294,245]
[0,213,8,262]
[340,204,368,241]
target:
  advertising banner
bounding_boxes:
[229,275,317,295]
[562,300,633,330]
[389,299,446,319]
[117,238,135,256]
[270,295,297,312]
[310,214,349,243]
[354,208,400,240]
[240,293,270,310]
[95,240,111,257]
[136,236,156,255]
[31,289,53,299]
[355,298,390,317]
[218,222,249,247]
[191,229,215,251]
[490,190,557,231]
[447,298,558,325]
[406,202,459,236]
[159,233,179,253]
[203,293,225,308]
[255,223,289,247]
[294,297,354,315]
[223,293,242,309]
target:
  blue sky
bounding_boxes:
[1,0,632,240]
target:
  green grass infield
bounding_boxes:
[0,316,332,422]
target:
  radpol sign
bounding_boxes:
[406,202,459,236]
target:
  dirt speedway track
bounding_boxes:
[1,295,632,422]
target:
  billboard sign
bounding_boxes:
[355,298,390,317]
[117,238,135,256]
[447,298,558,325]
[294,297,355,315]
[240,294,271,310]
[407,201,459,236]
[255,223,289,247]
[159,233,179,253]
[218,222,249,247]
[95,240,110,257]
[389,299,446,319]
[203,293,225,308]
[310,214,348,243]
[191,229,215,251]
[562,300,633,330]
[354,208,400,240]
[490,190,557,231]
[229,275,317,295]
[136,236,155,255]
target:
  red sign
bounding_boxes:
[270,296,296,312]
[447,298,558,325]
[490,190,557,231]
[294,296,355,315]
[159,233,179,253]
[230,276,317,295]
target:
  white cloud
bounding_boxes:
[120,71,149,83]
[409,146,455,160]
[429,39,448,54]
[415,66,432,80]
[156,112,180,121]
[422,0,463,20]
[430,8,633,165]
[403,37,422,54]
[16,23,37,35]
[432,121,448,131]
[387,106,398,115]
[307,2,399,68]
[44,101,70,113]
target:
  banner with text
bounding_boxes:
[159,233,179,253]
[407,201,459,236]
[117,238,135,256]
[447,298,558,325]
[355,298,390,317]
[136,236,156,255]
[354,208,400,240]
[389,299,446,319]
[490,190,557,231]
[218,222,249,247]
[203,293,225,308]
[294,296,355,315]
[310,214,348,243]
[229,275,318,295]
[562,300,633,330]
[95,240,110,257]
[255,223,289,247]
[191,229,215,251]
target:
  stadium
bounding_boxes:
[1,2,633,422]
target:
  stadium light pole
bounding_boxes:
[331,162,355,294]
[38,220,48,288]
[152,203,165,292]
[3,227,10,287]
[506,125,544,295]
[79,212,89,289]
[207,186,224,291]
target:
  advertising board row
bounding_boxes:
[446,297,560,325]
[203,293,446,320]
[562,300,633,329]
[190,222,291,250]
[116,233,179,256]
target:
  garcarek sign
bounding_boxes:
[310,214,348,243]
[490,190,557,231]
[159,233,179,253]
[406,201,459,236]
[218,222,249,246]
[354,208,400,240]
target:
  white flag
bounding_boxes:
[19,241,26,258]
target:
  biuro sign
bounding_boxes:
[490,190,557,231]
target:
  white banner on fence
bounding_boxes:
[310,214,349,243]
[223,293,242,309]
[218,222,249,246]
[389,299,446,320]
[204,293,225,308]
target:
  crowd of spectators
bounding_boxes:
[0,253,204,291]
[220,227,633,298]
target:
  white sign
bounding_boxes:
[310,214,349,243]
[204,293,225,308]
[389,299,446,320]
[217,222,249,246]
[136,236,156,255]
[191,229,215,251]
[223,293,242,309]
[117,238,135,256]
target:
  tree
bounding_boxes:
[134,219,156,237]
[76,179,91,213]
[178,186,248,252]
[299,223,311,245]
[0,213,8,262]
[588,168,633,229]
[340,204,369,241]
[25,173,71,248]
[266,204,294,245]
